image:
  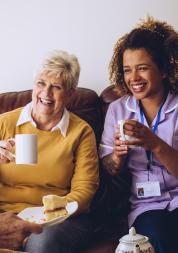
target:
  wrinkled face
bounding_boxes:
[32,71,71,121]
[123,48,165,101]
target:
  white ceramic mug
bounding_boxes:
[118,120,138,147]
[15,134,38,165]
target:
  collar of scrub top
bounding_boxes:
[125,92,178,125]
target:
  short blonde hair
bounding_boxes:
[40,50,80,90]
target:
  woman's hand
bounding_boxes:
[112,130,129,163]
[0,139,15,164]
[102,120,161,176]
[0,211,42,250]
[123,119,161,152]
[103,129,129,176]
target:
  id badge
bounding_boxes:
[136,181,161,198]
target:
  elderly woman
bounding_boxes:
[0,50,99,253]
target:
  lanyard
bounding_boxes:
[139,102,164,173]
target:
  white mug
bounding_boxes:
[15,134,38,165]
[118,120,138,147]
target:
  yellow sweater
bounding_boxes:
[0,108,99,213]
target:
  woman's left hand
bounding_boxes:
[123,119,161,152]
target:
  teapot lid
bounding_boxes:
[120,227,148,244]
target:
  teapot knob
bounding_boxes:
[129,227,136,236]
[134,244,140,253]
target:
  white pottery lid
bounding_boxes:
[119,227,148,244]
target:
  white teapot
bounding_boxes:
[115,227,154,253]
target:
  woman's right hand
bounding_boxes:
[113,130,129,156]
[102,128,129,176]
[0,139,15,164]
[108,131,129,175]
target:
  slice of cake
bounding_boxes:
[42,194,68,221]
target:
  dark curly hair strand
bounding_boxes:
[109,16,178,96]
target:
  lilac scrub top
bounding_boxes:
[99,92,178,227]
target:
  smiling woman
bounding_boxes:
[31,51,80,131]
[0,50,99,253]
[100,16,178,253]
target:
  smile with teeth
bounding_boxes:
[40,98,53,105]
[131,83,146,91]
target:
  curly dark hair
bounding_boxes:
[109,16,178,96]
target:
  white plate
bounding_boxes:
[18,201,78,228]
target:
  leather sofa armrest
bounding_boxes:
[100,85,119,119]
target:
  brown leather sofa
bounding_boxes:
[0,86,130,253]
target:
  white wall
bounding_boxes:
[0,0,177,94]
